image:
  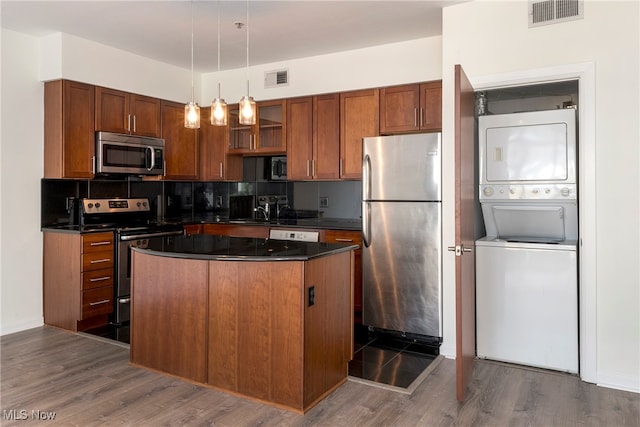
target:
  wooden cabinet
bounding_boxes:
[198,107,243,181]
[340,89,379,179]
[161,100,199,180]
[43,231,114,332]
[379,81,442,134]
[203,223,269,239]
[95,87,161,137]
[287,94,340,180]
[44,80,96,179]
[228,100,286,155]
[323,230,363,323]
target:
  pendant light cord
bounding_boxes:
[245,0,249,92]
[190,0,195,101]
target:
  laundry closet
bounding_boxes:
[473,81,580,373]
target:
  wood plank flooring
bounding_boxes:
[2,326,639,426]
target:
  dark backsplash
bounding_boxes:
[41,178,361,227]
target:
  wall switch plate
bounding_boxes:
[308,286,315,306]
[319,196,329,208]
[216,195,223,207]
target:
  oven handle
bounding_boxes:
[119,230,184,241]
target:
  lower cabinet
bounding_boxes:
[43,231,114,332]
[323,230,363,324]
[130,250,353,413]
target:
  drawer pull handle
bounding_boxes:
[90,241,111,246]
[90,258,111,264]
[335,238,354,242]
[89,299,110,306]
[89,276,111,282]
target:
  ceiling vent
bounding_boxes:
[529,0,583,28]
[264,69,289,88]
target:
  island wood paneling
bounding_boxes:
[130,251,208,383]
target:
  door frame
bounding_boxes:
[470,61,597,383]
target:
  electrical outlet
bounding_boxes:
[308,286,315,306]
[216,195,223,207]
[319,196,329,208]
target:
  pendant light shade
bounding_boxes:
[210,1,228,126]
[238,0,256,125]
[184,0,200,129]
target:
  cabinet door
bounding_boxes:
[287,97,314,180]
[323,230,363,323]
[313,93,340,180]
[340,89,379,179]
[256,100,286,154]
[44,80,96,179]
[420,80,442,131]
[95,87,130,134]
[228,100,286,154]
[199,107,242,181]
[379,84,420,134]
[130,94,161,137]
[161,100,199,180]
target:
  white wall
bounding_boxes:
[0,30,442,335]
[441,0,639,392]
[1,30,45,334]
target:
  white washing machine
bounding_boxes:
[475,237,578,373]
[476,109,579,373]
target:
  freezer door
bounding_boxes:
[363,134,441,201]
[362,201,442,337]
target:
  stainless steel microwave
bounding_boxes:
[95,132,165,175]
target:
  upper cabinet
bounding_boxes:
[161,100,198,180]
[340,89,379,179]
[95,87,161,137]
[286,94,340,180]
[228,100,286,155]
[379,80,442,134]
[199,107,242,181]
[44,80,96,179]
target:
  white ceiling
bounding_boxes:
[1,1,468,73]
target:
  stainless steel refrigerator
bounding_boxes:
[362,133,442,339]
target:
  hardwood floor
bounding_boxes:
[2,326,638,426]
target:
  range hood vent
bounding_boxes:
[529,0,583,27]
[264,69,289,88]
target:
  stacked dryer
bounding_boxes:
[475,108,579,374]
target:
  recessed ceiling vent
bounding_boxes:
[264,69,289,88]
[529,0,583,28]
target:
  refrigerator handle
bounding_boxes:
[363,154,372,201]
[362,202,371,247]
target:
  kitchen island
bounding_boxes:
[130,235,357,413]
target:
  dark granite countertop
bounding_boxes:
[185,216,362,231]
[41,224,116,234]
[132,234,358,262]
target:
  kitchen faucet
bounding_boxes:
[254,204,270,221]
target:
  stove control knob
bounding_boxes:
[143,202,147,208]
[482,187,494,197]
[561,187,571,197]
[137,202,142,208]
[87,203,93,209]
[95,202,101,208]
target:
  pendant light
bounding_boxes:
[238,0,256,125]
[210,0,227,126]
[184,0,200,129]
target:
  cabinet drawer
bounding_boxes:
[323,230,362,245]
[83,268,114,290]
[82,232,114,253]
[82,250,114,272]
[82,286,113,319]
